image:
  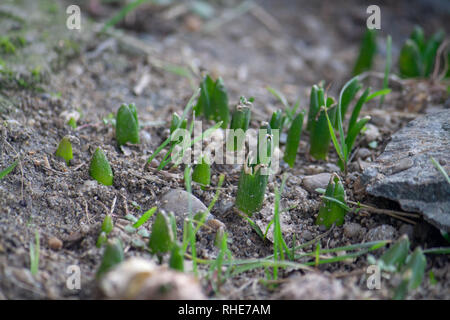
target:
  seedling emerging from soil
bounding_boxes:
[0,159,18,180]
[283,111,305,168]
[170,112,187,136]
[192,156,211,188]
[269,109,284,131]
[97,215,114,248]
[55,136,73,165]
[353,29,377,76]
[67,117,77,129]
[169,242,184,272]
[430,156,450,184]
[267,86,300,126]
[133,206,157,229]
[393,247,427,300]
[96,238,124,279]
[368,235,429,299]
[325,76,390,173]
[116,103,139,147]
[148,211,175,263]
[399,26,445,78]
[235,123,272,216]
[194,75,230,129]
[315,174,346,229]
[89,147,114,186]
[227,96,252,151]
[29,230,40,276]
[308,84,337,160]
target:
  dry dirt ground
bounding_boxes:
[0,0,449,299]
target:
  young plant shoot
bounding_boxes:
[399,26,445,78]
[55,136,73,166]
[148,211,175,263]
[97,214,114,248]
[283,111,304,168]
[89,147,114,186]
[116,103,139,147]
[96,238,124,279]
[325,76,390,173]
[315,174,346,229]
[309,84,337,160]
[235,123,272,216]
[194,74,230,128]
[353,29,377,76]
[192,156,211,188]
[228,96,252,151]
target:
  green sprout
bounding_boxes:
[148,211,175,263]
[209,229,232,291]
[308,84,337,160]
[267,86,300,127]
[325,76,390,173]
[194,75,230,129]
[116,103,139,147]
[169,242,184,272]
[96,214,114,248]
[0,159,18,180]
[315,174,346,229]
[29,230,40,276]
[283,111,305,168]
[133,206,157,229]
[353,29,377,76]
[170,112,187,136]
[430,156,450,184]
[96,238,124,279]
[235,124,272,216]
[399,26,445,78]
[394,247,426,300]
[368,235,431,299]
[67,117,77,129]
[228,97,252,151]
[89,147,114,186]
[55,136,73,166]
[192,156,211,189]
[271,174,292,280]
[269,110,284,131]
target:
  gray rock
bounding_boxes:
[364,225,397,242]
[160,189,223,229]
[302,173,332,193]
[277,273,347,300]
[362,110,450,231]
[343,222,363,239]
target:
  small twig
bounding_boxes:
[249,3,283,33]
[348,200,419,224]
[431,39,450,82]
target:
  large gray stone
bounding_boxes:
[362,110,450,231]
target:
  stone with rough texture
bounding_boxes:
[160,189,224,230]
[362,110,450,231]
[302,173,332,193]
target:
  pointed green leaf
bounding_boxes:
[89,148,114,186]
[116,103,140,147]
[96,238,124,278]
[55,136,73,166]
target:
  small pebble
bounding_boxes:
[302,173,332,193]
[48,237,63,251]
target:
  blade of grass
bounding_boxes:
[379,35,392,108]
[0,159,18,180]
[430,156,450,184]
[133,206,157,229]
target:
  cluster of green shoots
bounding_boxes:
[399,26,447,78]
[367,235,450,299]
[352,26,449,80]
